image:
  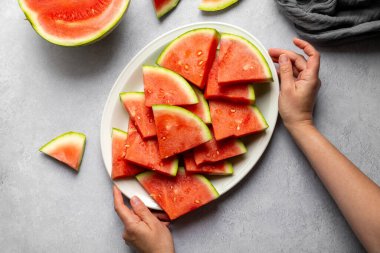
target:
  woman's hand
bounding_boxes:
[113,186,175,253]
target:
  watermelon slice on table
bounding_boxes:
[218,33,273,85]
[153,105,212,158]
[182,86,212,124]
[136,168,219,220]
[120,92,156,139]
[39,132,86,171]
[112,128,144,180]
[184,152,234,175]
[18,0,131,46]
[205,53,255,104]
[125,121,178,176]
[199,0,239,11]
[143,66,198,107]
[209,100,268,140]
[157,28,219,89]
[152,0,180,18]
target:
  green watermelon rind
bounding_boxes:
[143,65,199,105]
[189,162,234,176]
[221,33,273,82]
[167,158,179,176]
[199,0,239,11]
[155,0,180,18]
[18,0,131,47]
[194,174,220,198]
[251,106,269,130]
[39,131,86,170]
[235,139,248,154]
[112,128,128,136]
[247,84,256,104]
[193,87,212,124]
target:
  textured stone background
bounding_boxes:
[1,1,379,252]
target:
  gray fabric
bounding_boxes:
[276,0,380,44]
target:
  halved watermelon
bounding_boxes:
[120,92,156,139]
[182,86,212,124]
[143,66,198,107]
[39,132,86,171]
[153,105,212,158]
[152,0,180,18]
[157,28,219,89]
[199,0,239,11]
[205,53,255,104]
[125,121,178,176]
[209,100,268,140]
[112,128,144,180]
[184,152,233,175]
[136,168,219,220]
[218,33,273,85]
[18,0,131,46]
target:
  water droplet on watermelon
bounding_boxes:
[243,64,251,71]
[216,151,220,155]
[194,200,201,204]
[137,116,141,120]
[198,60,204,66]
[206,153,211,158]
[197,51,203,56]
[230,109,236,113]
[161,136,167,141]
[184,64,189,70]
[237,125,241,131]
[149,118,153,123]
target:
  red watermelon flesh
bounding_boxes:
[157,28,219,89]
[120,92,156,139]
[125,120,178,176]
[136,168,219,220]
[182,86,212,124]
[153,0,180,18]
[209,100,268,140]
[218,33,273,86]
[205,53,255,104]
[112,128,144,180]
[143,66,198,107]
[184,152,234,175]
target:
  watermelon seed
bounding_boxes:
[197,51,203,56]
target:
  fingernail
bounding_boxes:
[279,54,288,64]
[131,196,142,206]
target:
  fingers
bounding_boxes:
[269,48,307,72]
[278,54,295,91]
[130,196,158,227]
[113,186,140,225]
[293,38,320,75]
[153,212,171,222]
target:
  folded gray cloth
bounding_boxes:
[276,0,380,44]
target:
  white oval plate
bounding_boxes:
[100,22,279,210]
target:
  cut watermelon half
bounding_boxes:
[39,132,86,171]
[184,152,234,175]
[18,0,131,46]
[182,86,212,124]
[112,128,144,180]
[152,0,180,18]
[205,53,255,104]
[120,92,156,139]
[218,33,273,85]
[209,100,268,140]
[125,121,178,176]
[157,28,219,89]
[153,105,212,158]
[143,66,198,107]
[199,0,239,11]
[136,168,219,220]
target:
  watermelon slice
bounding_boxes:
[157,28,219,89]
[136,168,219,220]
[125,121,178,176]
[120,92,156,139]
[218,33,273,85]
[143,66,198,107]
[184,152,234,175]
[152,0,180,18]
[199,0,239,11]
[182,86,212,124]
[112,128,144,180]
[18,0,131,46]
[153,105,212,158]
[209,100,268,140]
[205,53,255,104]
[39,132,86,171]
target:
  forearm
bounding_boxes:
[287,122,380,253]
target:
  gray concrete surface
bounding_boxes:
[1,1,379,252]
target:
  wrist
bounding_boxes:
[284,119,315,135]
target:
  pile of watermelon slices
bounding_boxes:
[112,28,272,220]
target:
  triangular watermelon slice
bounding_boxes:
[152,0,180,18]
[153,105,212,158]
[182,86,212,124]
[125,120,178,176]
[209,100,268,140]
[184,152,234,175]
[120,92,156,139]
[205,53,255,104]
[143,66,198,107]
[39,132,86,171]
[218,33,273,86]
[112,128,144,180]
[157,28,219,89]
[199,0,239,11]
[136,168,219,220]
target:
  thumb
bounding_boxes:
[130,196,159,226]
[279,54,294,90]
